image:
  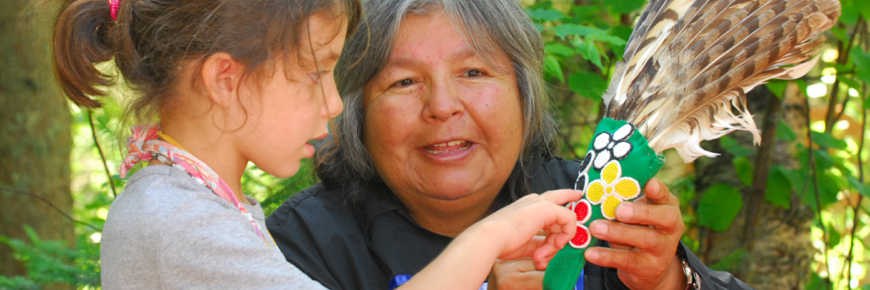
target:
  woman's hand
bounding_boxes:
[585,178,686,290]
[473,189,582,269]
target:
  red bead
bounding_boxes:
[570,225,590,248]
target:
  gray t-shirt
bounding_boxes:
[101,165,325,289]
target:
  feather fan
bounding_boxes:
[605,0,841,162]
[544,0,840,289]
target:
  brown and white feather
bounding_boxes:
[602,0,840,162]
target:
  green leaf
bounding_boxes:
[848,176,870,197]
[568,72,608,100]
[720,135,755,157]
[527,9,565,22]
[544,55,564,83]
[573,39,604,70]
[605,0,647,14]
[732,156,755,186]
[766,167,793,209]
[554,24,596,39]
[698,184,744,232]
[803,173,842,211]
[776,120,797,142]
[554,24,627,46]
[810,131,848,150]
[839,77,861,90]
[827,224,841,247]
[766,81,788,99]
[852,47,870,84]
[804,273,824,290]
[545,43,576,57]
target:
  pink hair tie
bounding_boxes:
[109,0,120,21]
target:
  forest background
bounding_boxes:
[1,0,868,289]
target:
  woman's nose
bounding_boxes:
[423,80,463,121]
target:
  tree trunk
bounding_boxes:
[0,0,73,284]
[694,84,815,290]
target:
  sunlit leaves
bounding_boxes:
[698,184,743,232]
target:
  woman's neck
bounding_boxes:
[401,192,500,238]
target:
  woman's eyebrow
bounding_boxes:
[384,46,477,69]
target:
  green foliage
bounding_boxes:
[765,166,793,209]
[0,226,100,288]
[732,156,755,187]
[698,184,743,232]
[709,248,747,273]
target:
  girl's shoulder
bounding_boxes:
[104,165,240,235]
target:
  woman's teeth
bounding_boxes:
[424,141,472,154]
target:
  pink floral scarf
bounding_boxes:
[119,124,269,244]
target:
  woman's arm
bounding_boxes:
[399,189,582,290]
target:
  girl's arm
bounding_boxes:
[399,189,582,290]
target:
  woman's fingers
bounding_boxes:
[614,202,682,234]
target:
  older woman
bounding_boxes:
[266,0,751,289]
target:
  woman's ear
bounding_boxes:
[200,52,244,108]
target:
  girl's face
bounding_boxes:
[236,13,347,178]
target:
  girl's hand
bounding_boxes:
[471,189,582,269]
[584,178,686,290]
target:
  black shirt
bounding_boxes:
[266,156,753,290]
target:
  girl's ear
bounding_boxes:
[201,52,244,108]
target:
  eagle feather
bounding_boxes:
[602,0,841,162]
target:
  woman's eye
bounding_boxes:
[392,79,414,87]
[466,69,483,77]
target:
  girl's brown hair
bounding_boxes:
[52,0,360,122]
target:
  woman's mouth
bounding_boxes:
[423,140,473,154]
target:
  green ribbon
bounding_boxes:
[543,118,664,290]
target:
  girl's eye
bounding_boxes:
[392,79,414,87]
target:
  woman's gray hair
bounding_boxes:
[317,0,558,202]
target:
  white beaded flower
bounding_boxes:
[574,151,594,192]
[591,124,635,170]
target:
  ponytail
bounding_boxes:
[53,0,117,108]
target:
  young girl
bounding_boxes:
[52,0,581,289]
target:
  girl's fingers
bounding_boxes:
[540,189,584,205]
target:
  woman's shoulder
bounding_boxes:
[266,183,355,227]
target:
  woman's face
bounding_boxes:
[363,12,524,212]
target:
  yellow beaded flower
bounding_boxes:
[585,160,641,220]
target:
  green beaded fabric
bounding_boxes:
[543,118,664,290]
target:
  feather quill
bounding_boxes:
[602,0,841,162]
